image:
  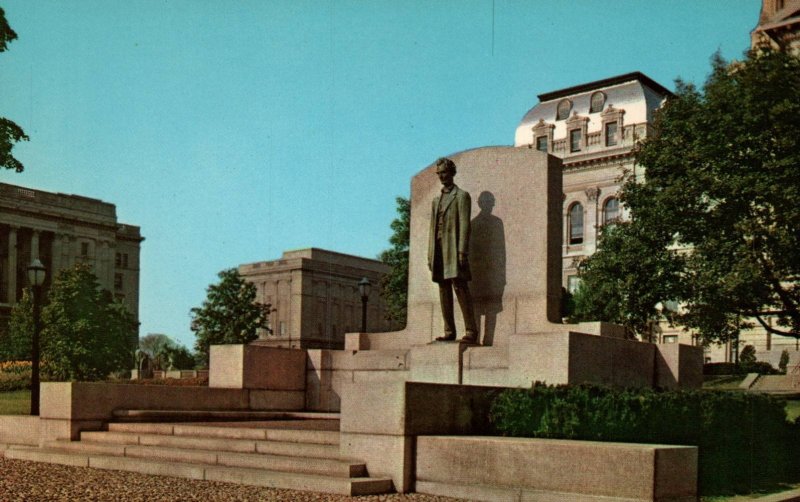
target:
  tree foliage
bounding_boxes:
[0,7,28,172]
[1,289,34,361]
[575,49,800,343]
[190,268,271,364]
[379,196,410,325]
[39,264,136,381]
[138,333,195,371]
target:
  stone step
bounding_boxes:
[42,440,366,478]
[107,422,340,445]
[80,431,341,459]
[112,409,340,423]
[5,447,392,496]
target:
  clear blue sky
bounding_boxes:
[1,1,760,349]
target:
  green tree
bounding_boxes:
[1,288,33,360]
[0,8,29,172]
[571,223,684,338]
[138,333,195,371]
[739,344,757,366]
[40,263,136,381]
[779,349,790,374]
[190,268,271,364]
[379,196,410,325]
[576,49,800,344]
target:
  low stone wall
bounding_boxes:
[415,436,697,501]
[38,381,304,442]
[0,416,41,448]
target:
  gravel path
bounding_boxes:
[0,457,465,502]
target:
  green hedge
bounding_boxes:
[490,384,800,496]
[705,361,780,376]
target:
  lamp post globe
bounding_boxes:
[27,258,46,416]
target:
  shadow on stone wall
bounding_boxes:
[469,191,506,346]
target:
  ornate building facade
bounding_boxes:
[239,248,400,350]
[751,0,800,54]
[0,182,143,350]
[514,72,672,301]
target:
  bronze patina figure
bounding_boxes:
[428,157,479,343]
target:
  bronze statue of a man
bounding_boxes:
[428,157,479,343]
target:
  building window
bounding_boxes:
[663,335,678,344]
[115,253,121,267]
[590,91,606,113]
[536,136,548,152]
[114,273,123,291]
[568,203,584,245]
[80,242,89,256]
[605,121,618,146]
[280,321,287,336]
[567,275,581,294]
[603,198,620,225]
[556,99,572,120]
[569,129,582,152]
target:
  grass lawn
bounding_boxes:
[0,390,31,415]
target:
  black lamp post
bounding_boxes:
[358,277,371,333]
[27,258,46,416]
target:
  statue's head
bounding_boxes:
[435,157,457,174]
[435,157,456,187]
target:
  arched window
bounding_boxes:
[603,197,620,225]
[590,91,606,113]
[556,99,572,120]
[568,203,584,244]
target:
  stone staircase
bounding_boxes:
[4,417,394,496]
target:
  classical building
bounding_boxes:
[239,248,400,350]
[0,182,143,349]
[513,64,800,365]
[751,0,800,53]
[514,72,672,299]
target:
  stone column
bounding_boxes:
[584,187,600,254]
[31,230,40,261]
[51,233,62,274]
[7,226,17,304]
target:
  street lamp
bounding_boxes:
[358,277,371,333]
[27,258,46,416]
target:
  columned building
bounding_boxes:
[0,182,143,349]
[239,248,400,350]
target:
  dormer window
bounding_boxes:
[605,122,618,146]
[536,136,548,152]
[590,91,606,113]
[556,99,572,120]
[569,130,582,152]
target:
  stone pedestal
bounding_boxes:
[409,342,470,384]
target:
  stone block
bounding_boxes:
[415,436,697,501]
[509,331,655,388]
[409,342,466,384]
[339,432,413,493]
[340,381,501,437]
[330,349,409,371]
[0,416,41,446]
[209,345,306,390]
[655,343,704,389]
[352,370,409,383]
[40,382,250,421]
[248,390,305,410]
[340,381,407,435]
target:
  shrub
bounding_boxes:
[490,383,800,496]
[0,360,32,391]
[704,361,780,376]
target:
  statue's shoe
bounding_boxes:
[459,336,479,344]
[435,335,456,341]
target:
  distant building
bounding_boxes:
[239,248,400,349]
[0,182,143,350]
[515,72,672,301]
[751,0,800,53]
